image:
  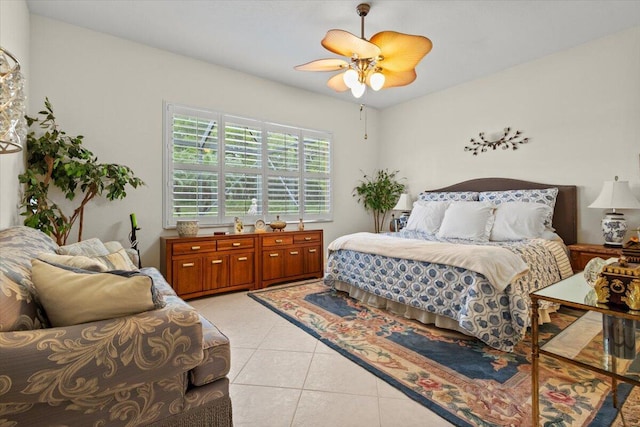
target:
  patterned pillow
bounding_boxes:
[418,191,479,202]
[31,259,164,327]
[57,238,109,257]
[37,253,108,272]
[93,248,138,271]
[479,188,559,227]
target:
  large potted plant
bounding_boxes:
[353,169,406,233]
[19,98,144,245]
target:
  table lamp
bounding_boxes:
[588,177,640,247]
[392,193,413,231]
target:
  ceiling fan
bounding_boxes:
[295,3,432,99]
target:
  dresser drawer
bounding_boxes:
[294,232,322,244]
[172,241,217,255]
[261,235,294,246]
[217,237,255,251]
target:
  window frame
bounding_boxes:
[163,102,333,228]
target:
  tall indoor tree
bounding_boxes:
[353,169,406,233]
[19,98,144,245]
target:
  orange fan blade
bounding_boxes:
[327,72,349,92]
[370,31,432,72]
[294,58,349,71]
[375,69,417,89]
[322,29,381,59]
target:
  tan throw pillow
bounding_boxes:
[31,259,159,327]
[37,253,109,272]
[94,248,138,271]
[57,238,109,257]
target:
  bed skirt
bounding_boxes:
[332,280,557,336]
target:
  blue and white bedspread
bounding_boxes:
[323,230,572,352]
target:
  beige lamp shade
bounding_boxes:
[588,179,640,212]
[393,193,413,212]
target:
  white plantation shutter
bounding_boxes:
[164,103,332,227]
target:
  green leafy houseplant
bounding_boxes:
[19,98,145,245]
[353,169,406,233]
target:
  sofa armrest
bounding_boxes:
[0,297,203,404]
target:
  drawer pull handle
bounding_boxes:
[182,262,195,267]
[211,260,223,264]
[270,253,279,257]
[275,239,283,243]
[290,251,299,255]
[238,256,248,261]
[308,249,317,253]
[232,242,241,247]
[304,237,312,241]
[191,246,201,250]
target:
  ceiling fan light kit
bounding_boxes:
[295,3,432,99]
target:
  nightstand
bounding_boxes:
[566,243,621,272]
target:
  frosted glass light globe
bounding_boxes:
[351,82,366,98]
[342,69,358,89]
[370,72,385,91]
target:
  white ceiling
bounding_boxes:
[25,0,640,109]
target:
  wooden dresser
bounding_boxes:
[161,230,323,299]
[566,243,621,272]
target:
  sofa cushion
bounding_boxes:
[0,226,59,331]
[93,248,138,271]
[189,315,231,387]
[37,253,109,272]
[31,259,164,327]
[57,238,110,257]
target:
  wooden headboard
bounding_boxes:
[426,178,578,245]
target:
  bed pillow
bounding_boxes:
[437,201,495,242]
[405,201,450,234]
[30,259,163,327]
[479,188,558,228]
[490,202,552,241]
[418,191,479,202]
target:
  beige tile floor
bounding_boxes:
[189,289,454,427]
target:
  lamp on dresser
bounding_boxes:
[588,176,640,247]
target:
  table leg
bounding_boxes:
[612,356,618,408]
[531,297,540,426]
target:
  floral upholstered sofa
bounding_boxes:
[0,226,232,426]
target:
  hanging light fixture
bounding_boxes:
[295,3,432,99]
[0,47,27,154]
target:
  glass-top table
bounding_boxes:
[530,273,640,425]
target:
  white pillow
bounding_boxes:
[405,201,450,234]
[437,202,495,242]
[490,202,552,241]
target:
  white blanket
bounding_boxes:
[328,232,529,292]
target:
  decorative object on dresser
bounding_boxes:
[588,176,640,247]
[623,239,640,263]
[254,219,266,233]
[176,219,199,237]
[269,215,286,232]
[464,127,529,155]
[161,230,323,298]
[234,216,244,234]
[567,243,621,272]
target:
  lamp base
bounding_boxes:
[601,213,627,247]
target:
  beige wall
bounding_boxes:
[379,26,640,244]
[28,15,379,267]
[0,0,29,228]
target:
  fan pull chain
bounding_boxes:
[360,104,368,140]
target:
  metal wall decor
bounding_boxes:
[464,127,529,156]
[0,47,27,154]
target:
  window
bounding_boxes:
[164,104,332,227]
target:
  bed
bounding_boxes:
[324,178,577,352]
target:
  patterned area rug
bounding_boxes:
[248,280,639,427]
